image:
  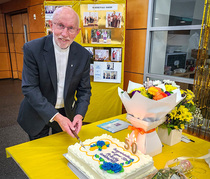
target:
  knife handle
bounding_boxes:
[71,129,80,140]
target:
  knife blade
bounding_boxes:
[70,129,86,150]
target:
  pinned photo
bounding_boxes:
[107,62,114,70]
[83,12,98,27]
[110,71,117,79]
[106,12,122,28]
[91,29,111,44]
[45,6,55,14]
[95,49,109,61]
[103,71,117,79]
[111,48,122,62]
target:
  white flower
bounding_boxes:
[153,80,162,86]
[171,81,180,88]
[163,80,180,88]
[163,79,173,84]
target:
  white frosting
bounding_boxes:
[67,134,156,179]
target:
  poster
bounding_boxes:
[94,62,121,83]
[80,3,125,44]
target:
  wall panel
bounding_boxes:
[7,34,15,53]
[125,29,146,73]
[124,72,144,89]
[11,14,23,33]
[0,0,29,13]
[10,53,19,78]
[5,15,12,33]
[28,4,45,33]
[10,53,17,70]
[13,34,24,53]
[30,32,45,40]
[30,0,44,6]
[126,0,148,29]
[16,53,23,79]
[0,13,5,33]
[0,53,11,70]
[0,71,12,78]
[123,0,149,106]
[0,33,8,52]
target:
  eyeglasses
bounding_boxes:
[53,22,78,34]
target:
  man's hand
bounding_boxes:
[72,114,83,134]
[53,113,83,137]
[53,113,75,137]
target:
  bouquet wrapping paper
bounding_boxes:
[118,81,185,156]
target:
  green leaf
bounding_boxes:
[168,128,172,135]
[120,168,124,173]
[146,92,153,99]
[107,170,114,174]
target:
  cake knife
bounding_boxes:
[70,129,86,150]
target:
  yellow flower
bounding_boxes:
[179,105,188,113]
[165,85,177,92]
[181,124,185,129]
[129,87,144,94]
[186,89,195,97]
[188,100,194,105]
[186,95,193,102]
[129,87,150,98]
[148,86,159,95]
[170,108,177,118]
[185,112,193,122]
[183,89,195,103]
[141,91,149,98]
[174,126,179,129]
[179,114,185,121]
[180,89,185,95]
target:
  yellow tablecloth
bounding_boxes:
[6,114,210,178]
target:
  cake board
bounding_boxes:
[63,153,88,179]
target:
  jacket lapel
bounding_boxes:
[64,42,77,99]
[43,35,57,93]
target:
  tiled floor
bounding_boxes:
[0,79,28,179]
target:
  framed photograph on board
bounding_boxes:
[111,48,122,62]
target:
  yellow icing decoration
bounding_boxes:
[105,142,110,145]
[89,146,98,151]
[102,146,107,149]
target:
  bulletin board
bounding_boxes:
[44,0,126,123]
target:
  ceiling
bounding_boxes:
[0,0,10,5]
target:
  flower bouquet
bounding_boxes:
[157,88,196,146]
[160,89,196,135]
[118,80,185,156]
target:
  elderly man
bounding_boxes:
[18,7,91,140]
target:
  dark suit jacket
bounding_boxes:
[17,34,91,136]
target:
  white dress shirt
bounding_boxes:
[50,37,70,122]
[53,37,70,109]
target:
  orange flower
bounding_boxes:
[156,87,163,93]
[153,91,168,100]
